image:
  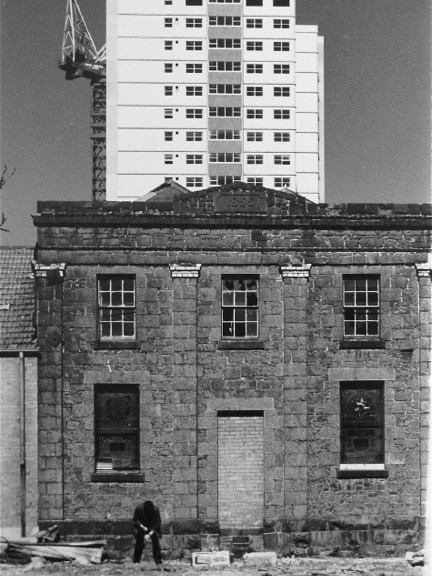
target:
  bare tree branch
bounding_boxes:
[0,165,16,232]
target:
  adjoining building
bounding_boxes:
[106,0,324,202]
[33,183,431,555]
[0,247,38,538]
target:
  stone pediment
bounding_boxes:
[170,181,312,217]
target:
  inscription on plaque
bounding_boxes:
[215,193,266,213]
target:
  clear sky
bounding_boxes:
[1,0,430,247]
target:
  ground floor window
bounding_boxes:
[340,381,384,465]
[94,385,140,471]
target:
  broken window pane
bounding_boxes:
[222,277,259,339]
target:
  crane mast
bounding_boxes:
[59,0,105,81]
[58,0,106,200]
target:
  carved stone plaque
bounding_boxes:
[215,193,266,213]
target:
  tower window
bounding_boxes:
[274,87,290,97]
[274,109,290,119]
[246,18,263,28]
[274,64,290,74]
[246,64,263,74]
[274,177,291,188]
[274,155,290,165]
[247,154,263,165]
[274,42,290,51]
[246,87,263,96]
[246,41,263,51]
[274,132,290,142]
[274,19,290,28]
[186,18,203,27]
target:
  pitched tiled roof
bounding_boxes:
[0,247,36,350]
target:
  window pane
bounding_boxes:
[222,308,233,322]
[368,292,378,306]
[247,292,258,306]
[101,322,111,337]
[222,292,234,306]
[235,292,246,306]
[111,322,123,336]
[344,292,354,306]
[235,309,245,322]
[247,309,257,322]
[236,323,246,337]
[246,323,258,337]
[99,278,110,291]
[124,322,135,337]
[344,278,355,292]
[111,278,122,291]
[344,321,355,336]
[356,292,366,306]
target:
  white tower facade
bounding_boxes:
[106,0,324,202]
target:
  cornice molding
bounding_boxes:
[169,264,202,279]
[280,264,312,279]
[32,262,66,278]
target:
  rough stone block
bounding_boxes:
[243,551,277,567]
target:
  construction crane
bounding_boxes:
[58,0,106,81]
[58,0,107,200]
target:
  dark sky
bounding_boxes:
[1,0,430,246]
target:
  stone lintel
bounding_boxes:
[169,263,202,278]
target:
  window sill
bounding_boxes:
[217,340,265,350]
[95,340,140,350]
[339,340,386,350]
[337,465,388,479]
[91,472,144,483]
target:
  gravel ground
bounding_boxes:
[0,557,426,576]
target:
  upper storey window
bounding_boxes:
[209,16,241,26]
[274,18,290,28]
[246,18,263,28]
[222,277,259,339]
[209,61,241,72]
[186,18,203,27]
[186,0,203,5]
[273,0,290,5]
[98,276,136,341]
[209,39,241,49]
[343,276,380,338]
[246,0,263,5]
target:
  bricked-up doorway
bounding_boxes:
[217,411,264,530]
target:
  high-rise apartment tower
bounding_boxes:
[107,0,324,202]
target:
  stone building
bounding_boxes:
[0,247,38,538]
[33,182,431,555]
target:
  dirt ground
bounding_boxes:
[0,556,426,576]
